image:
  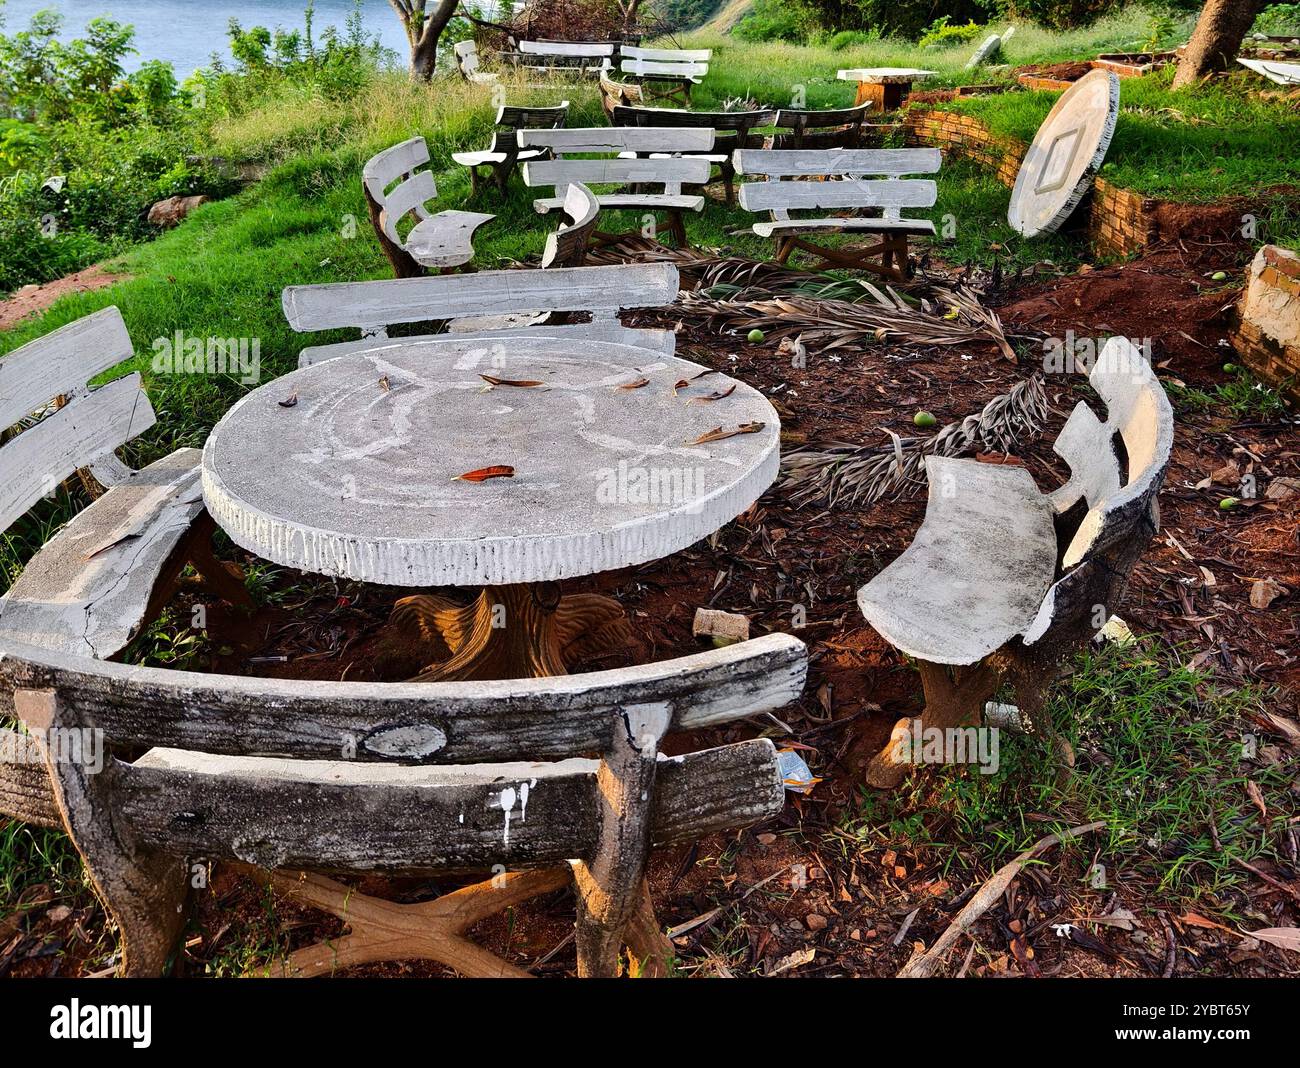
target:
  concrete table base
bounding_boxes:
[392,582,631,681]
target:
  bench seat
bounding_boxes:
[0,447,204,659]
[753,217,937,238]
[532,193,705,213]
[857,456,1057,666]
[405,210,496,270]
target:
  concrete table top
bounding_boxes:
[1008,68,1119,238]
[836,68,937,83]
[202,335,780,587]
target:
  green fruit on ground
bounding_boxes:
[1222,363,1237,373]
[711,634,740,648]
[913,410,937,428]
[747,329,764,343]
[1219,497,1239,510]
[1211,271,1228,281]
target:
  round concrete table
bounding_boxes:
[202,334,780,680]
[836,67,936,110]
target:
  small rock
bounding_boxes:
[806,913,828,931]
[147,194,211,228]
[1250,578,1288,610]
[756,832,777,846]
[849,928,862,941]
[692,607,750,644]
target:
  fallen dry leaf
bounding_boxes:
[452,465,515,483]
[689,421,765,444]
[277,391,298,408]
[1245,780,1267,820]
[617,377,650,390]
[1250,927,1300,954]
[480,374,544,388]
[378,375,390,392]
[690,383,737,403]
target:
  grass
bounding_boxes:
[841,643,1295,908]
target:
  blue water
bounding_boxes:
[0,1,414,75]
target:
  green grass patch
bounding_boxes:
[840,644,1295,907]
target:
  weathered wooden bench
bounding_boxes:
[857,338,1174,787]
[541,183,600,268]
[733,147,941,281]
[771,102,876,149]
[520,127,715,248]
[453,39,499,84]
[612,104,777,204]
[282,261,682,365]
[510,40,616,77]
[363,137,495,279]
[620,46,711,104]
[0,632,807,976]
[0,307,249,663]
[451,100,570,198]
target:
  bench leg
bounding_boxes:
[17,689,190,976]
[571,706,669,977]
[392,582,631,681]
[865,659,1002,789]
[247,865,570,978]
[182,513,254,610]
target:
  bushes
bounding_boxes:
[1005,1,1121,31]
[918,17,986,50]
[798,0,994,41]
[734,0,821,43]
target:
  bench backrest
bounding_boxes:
[772,103,874,149]
[541,183,600,268]
[620,45,712,64]
[1023,337,1174,644]
[734,148,941,223]
[612,104,777,151]
[362,136,436,246]
[621,58,709,80]
[496,101,570,131]
[518,126,715,156]
[453,39,482,79]
[283,262,682,364]
[524,154,712,196]
[519,40,616,59]
[0,307,150,533]
[599,71,643,118]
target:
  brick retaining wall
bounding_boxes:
[1231,245,1300,407]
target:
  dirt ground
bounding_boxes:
[5,224,1297,979]
[0,265,126,330]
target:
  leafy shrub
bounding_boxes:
[918,17,985,49]
[1254,4,1300,34]
[827,29,883,50]
[1004,0,1121,31]
[734,0,820,43]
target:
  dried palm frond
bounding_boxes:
[781,374,1050,509]
[676,282,1017,360]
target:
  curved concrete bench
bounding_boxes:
[363,137,494,278]
[0,632,806,977]
[857,338,1174,785]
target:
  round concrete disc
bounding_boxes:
[1008,68,1120,238]
[202,335,780,587]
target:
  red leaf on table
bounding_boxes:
[452,465,515,483]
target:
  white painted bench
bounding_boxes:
[541,182,600,268]
[363,137,495,278]
[599,70,645,119]
[0,307,249,662]
[857,338,1174,786]
[612,104,777,204]
[453,39,498,84]
[511,40,615,77]
[520,127,715,247]
[734,148,941,281]
[282,261,682,365]
[451,101,570,198]
[620,46,711,104]
[0,631,807,976]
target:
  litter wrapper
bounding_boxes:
[777,749,821,794]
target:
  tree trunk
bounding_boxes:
[1171,0,1264,89]
[389,0,460,82]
